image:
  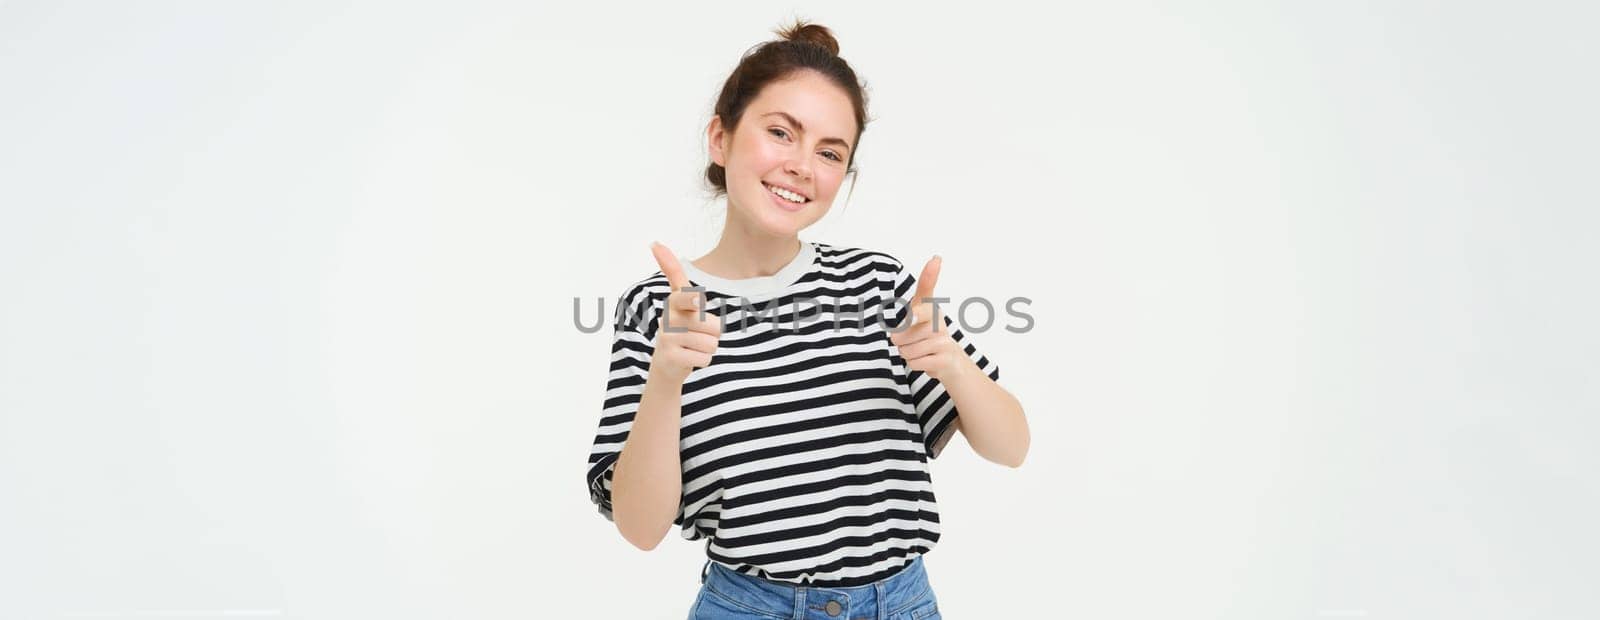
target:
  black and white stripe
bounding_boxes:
[586,242,999,587]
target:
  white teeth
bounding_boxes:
[765,183,807,203]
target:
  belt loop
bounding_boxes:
[876,581,887,620]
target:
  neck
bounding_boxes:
[693,209,802,279]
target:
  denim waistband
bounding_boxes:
[697,556,933,620]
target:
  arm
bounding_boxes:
[610,370,686,550]
[609,243,720,550]
[890,255,1028,468]
[941,357,1029,468]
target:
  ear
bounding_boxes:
[707,115,730,167]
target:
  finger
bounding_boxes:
[896,302,943,339]
[889,295,926,333]
[675,330,721,355]
[924,307,947,335]
[914,255,942,304]
[670,348,714,370]
[905,352,945,375]
[652,242,690,292]
[898,338,943,361]
[889,318,932,346]
[684,310,723,336]
[669,289,705,313]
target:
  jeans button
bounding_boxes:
[825,600,842,616]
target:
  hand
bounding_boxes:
[647,242,722,384]
[888,256,974,382]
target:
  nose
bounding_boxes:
[783,151,812,182]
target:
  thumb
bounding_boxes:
[651,242,690,291]
[914,255,942,304]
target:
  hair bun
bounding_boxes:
[776,20,840,56]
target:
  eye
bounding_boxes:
[821,150,842,162]
[768,127,789,140]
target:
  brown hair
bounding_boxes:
[705,19,870,198]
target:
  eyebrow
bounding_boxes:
[761,111,852,152]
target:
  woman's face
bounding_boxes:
[709,70,857,238]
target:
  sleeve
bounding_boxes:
[585,289,657,521]
[886,257,1002,459]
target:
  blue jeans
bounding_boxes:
[687,556,942,620]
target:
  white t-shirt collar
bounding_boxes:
[681,240,816,298]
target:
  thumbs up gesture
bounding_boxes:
[888,256,972,382]
[648,242,723,384]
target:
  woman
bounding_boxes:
[586,20,1029,619]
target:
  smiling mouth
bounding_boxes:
[762,182,810,205]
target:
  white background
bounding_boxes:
[2,1,1596,618]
